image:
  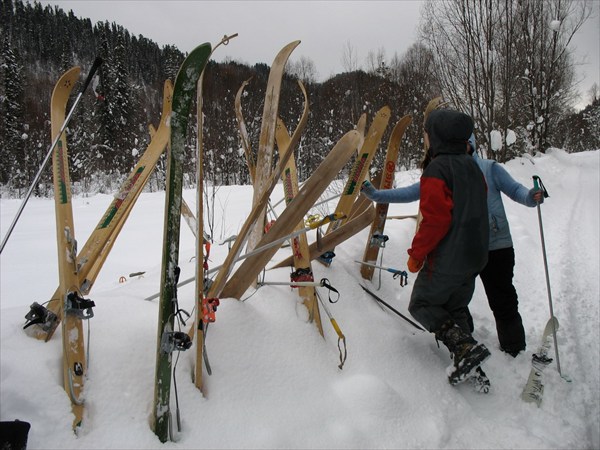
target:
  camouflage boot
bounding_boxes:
[435,320,491,385]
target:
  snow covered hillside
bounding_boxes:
[1,148,598,449]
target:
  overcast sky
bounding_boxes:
[37,0,599,107]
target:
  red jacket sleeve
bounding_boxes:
[408,176,453,262]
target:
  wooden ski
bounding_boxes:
[234,76,256,182]
[146,214,342,304]
[360,114,412,280]
[51,66,87,430]
[203,79,309,301]
[193,32,238,392]
[246,40,301,258]
[220,128,362,299]
[31,80,173,341]
[318,106,390,265]
[273,117,324,335]
[271,195,376,270]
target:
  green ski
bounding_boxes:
[152,42,211,443]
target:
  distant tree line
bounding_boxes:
[0,0,598,197]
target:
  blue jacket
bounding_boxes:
[473,154,539,250]
[361,154,540,251]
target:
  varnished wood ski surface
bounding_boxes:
[51,66,86,430]
[221,127,362,299]
[360,114,412,280]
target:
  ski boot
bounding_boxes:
[436,320,491,386]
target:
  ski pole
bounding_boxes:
[145,213,345,300]
[532,175,568,381]
[354,260,408,286]
[0,57,103,255]
[259,280,325,288]
[359,284,425,331]
[258,277,340,302]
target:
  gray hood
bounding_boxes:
[425,109,474,158]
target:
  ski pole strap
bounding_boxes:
[332,319,347,370]
[316,290,347,370]
[203,241,211,270]
[319,278,340,303]
[533,175,550,198]
[176,307,191,327]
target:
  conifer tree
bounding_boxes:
[1,38,26,188]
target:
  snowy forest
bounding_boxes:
[0,0,598,196]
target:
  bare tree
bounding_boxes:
[420,0,504,157]
[588,83,599,104]
[394,43,441,168]
[420,0,592,159]
[288,55,318,84]
[341,40,359,72]
[514,0,591,153]
[365,47,387,75]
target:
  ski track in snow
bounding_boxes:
[0,149,598,449]
[536,150,600,445]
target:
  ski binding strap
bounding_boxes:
[290,267,314,284]
[370,234,389,248]
[66,292,95,320]
[304,214,322,227]
[161,331,192,353]
[318,251,336,265]
[23,302,58,331]
[203,277,214,295]
[532,353,553,368]
[264,219,276,233]
[202,298,220,324]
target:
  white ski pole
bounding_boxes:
[533,175,569,381]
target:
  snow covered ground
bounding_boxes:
[1,148,598,449]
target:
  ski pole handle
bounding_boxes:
[532,175,549,198]
[81,57,103,94]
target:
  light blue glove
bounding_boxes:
[361,180,377,200]
[529,188,544,204]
